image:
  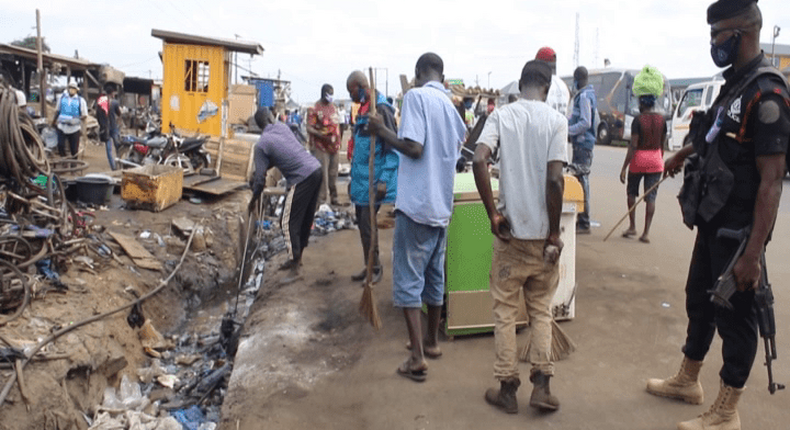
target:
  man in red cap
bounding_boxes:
[535,47,571,116]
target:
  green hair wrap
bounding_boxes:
[632,65,664,97]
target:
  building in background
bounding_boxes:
[152,29,263,138]
[762,42,790,71]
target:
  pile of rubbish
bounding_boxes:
[0,83,117,326]
[86,328,232,430]
[312,204,356,236]
[82,205,275,430]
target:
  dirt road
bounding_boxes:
[220,145,790,430]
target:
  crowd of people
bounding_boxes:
[246,1,788,428]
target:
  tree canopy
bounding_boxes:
[10,36,50,53]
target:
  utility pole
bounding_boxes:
[595,28,600,68]
[374,68,389,98]
[36,9,46,117]
[234,34,241,85]
[771,25,781,68]
[573,13,580,69]
[487,71,492,88]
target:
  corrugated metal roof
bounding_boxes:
[151,29,264,55]
[761,43,790,57]
[0,43,96,70]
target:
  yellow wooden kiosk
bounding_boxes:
[151,29,264,184]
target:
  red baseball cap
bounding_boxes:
[535,47,556,62]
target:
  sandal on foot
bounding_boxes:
[396,359,427,382]
[621,229,637,238]
[639,236,650,244]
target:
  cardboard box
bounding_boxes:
[228,84,257,125]
[121,165,184,212]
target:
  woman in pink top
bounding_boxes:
[619,94,667,243]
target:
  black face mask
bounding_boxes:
[710,32,741,68]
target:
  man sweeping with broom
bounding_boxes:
[472,60,567,414]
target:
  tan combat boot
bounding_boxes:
[677,381,743,430]
[646,356,704,404]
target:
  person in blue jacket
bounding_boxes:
[567,66,597,234]
[346,70,399,283]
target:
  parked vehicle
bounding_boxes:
[116,131,169,168]
[669,79,724,151]
[563,68,673,145]
[164,128,211,173]
[116,125,210,173]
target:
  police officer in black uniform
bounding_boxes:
[645,1,790,429]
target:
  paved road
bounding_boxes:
[221,144,789,430]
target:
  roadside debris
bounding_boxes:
[312,204,356,236]
[1,84,118,326]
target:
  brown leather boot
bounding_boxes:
[529,371,560,411]
[646,356,704,404]
[677,381,743,430]
[484,378,520,414]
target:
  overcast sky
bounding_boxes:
[2,0,789,103]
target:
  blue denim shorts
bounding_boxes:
[627,172,661,202]
[391,211,446,308]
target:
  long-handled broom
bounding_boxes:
[359,67,382,330]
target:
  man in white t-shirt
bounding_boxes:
[473,60,568,414]
[536,47,571,117]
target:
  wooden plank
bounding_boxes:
[135,258,164,270]
[218,173,245,183]
[187,177,246,195]
[108,231,163,271]
[183,174,219,188]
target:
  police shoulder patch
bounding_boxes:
[757,100,781,125]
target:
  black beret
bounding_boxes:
[707,0,758,24]
[520,60,552,88]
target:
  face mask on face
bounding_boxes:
[357,88,366,103]
[324,94,333,103]
[464,101,473,109]
[573,81,579,91]
[710,32,741,68]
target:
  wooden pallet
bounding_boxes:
[204,136,256,183]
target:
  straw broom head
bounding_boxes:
[359,282,382,330]
[519,320,576,362]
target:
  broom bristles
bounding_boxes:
[519,319,576,362]
[360,283,382,330]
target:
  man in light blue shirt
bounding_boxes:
[369,52,467,383]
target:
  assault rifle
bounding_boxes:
[710,227,785,394]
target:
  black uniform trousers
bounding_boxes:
[281,168,322,262]
[682,224,759,389]
[57,129,80,157]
